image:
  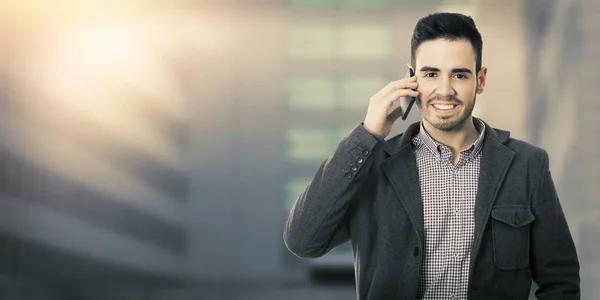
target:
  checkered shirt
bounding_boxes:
[413,118,486,300]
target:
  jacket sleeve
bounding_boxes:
[530,149,580,299]
[283,123,382,258]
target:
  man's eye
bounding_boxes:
[424,73,436,78]
[455,73,467,79]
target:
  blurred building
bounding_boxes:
[0,70,192,299]
[0,0,598,299]
[519,0,600,296]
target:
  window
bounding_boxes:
[340,0,388,8]
[286,75,389,111]
[286,127,340,162]
[286,25,335,59]
[286,24,392,60]
[340,25,391,59]
[339,75,388,109]
[285,177,312,210]
[288,0,389,9]
[288,0,337,9]
[440,0,472,4]
[286,77,336,110]
[287,0,471,10]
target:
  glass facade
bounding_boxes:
[283,0,397,267]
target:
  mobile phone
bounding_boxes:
[399,68,417,120]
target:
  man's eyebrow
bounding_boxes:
[452,68,473,74]
[419,66,439,72]
[419,66,473,74]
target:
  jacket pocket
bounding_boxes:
[490,206,535,270]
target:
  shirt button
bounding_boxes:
[453,208,459,214]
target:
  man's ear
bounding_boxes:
[476,66,487,94]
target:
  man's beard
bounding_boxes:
[417,95,476,132]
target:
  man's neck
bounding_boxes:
[422,117,479,154]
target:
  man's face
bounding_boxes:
[413,38,487,132]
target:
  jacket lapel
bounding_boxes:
[379,119,515,256]
[468,122,514,269]
[380,122,425,241]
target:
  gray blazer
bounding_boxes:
[283,120,580,300]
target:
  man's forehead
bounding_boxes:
[415,38,476,69]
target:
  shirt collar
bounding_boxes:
[413,117,486,161]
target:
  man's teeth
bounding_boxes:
[433,104,456,110]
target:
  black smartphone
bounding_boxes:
[399,68,417,120]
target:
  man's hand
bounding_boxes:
[363,66,419,139]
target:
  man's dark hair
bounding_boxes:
[410,12,483,72]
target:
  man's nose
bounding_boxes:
[436,77,456,97]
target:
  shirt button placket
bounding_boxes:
[450,171,459,263]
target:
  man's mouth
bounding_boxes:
[431,103,459,111]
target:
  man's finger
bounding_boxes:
[381,89,419,107]
[377,78,417,96]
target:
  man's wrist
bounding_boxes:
[361,122,386,141]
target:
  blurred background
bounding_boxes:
[0,0,598,299]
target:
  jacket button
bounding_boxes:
[350,164,358,172]
[344,171,352,179]
[413,247,419,256]
[357,158,364,164]
[361,149,370,156]
[513,215,520,225]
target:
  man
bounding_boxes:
[283,12,580,300]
